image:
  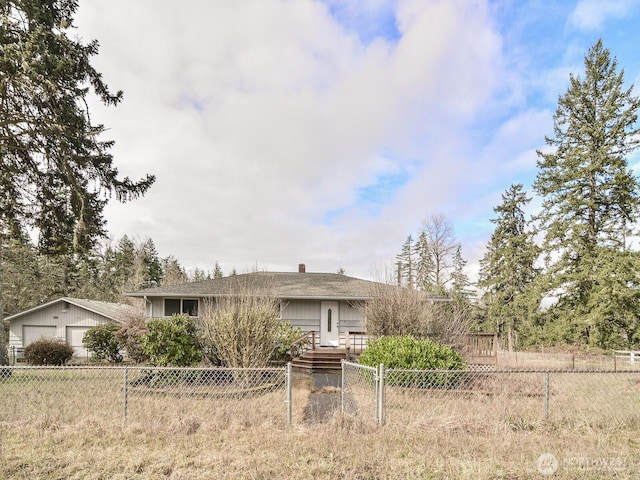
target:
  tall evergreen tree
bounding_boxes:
[395,235,415,288]
[161,256,188,286]
[414,230,435,292]
[478,184,540,348]
[213,261,224,279]
[450,245,472,305]
[0,0,155,254]
[533,40,640,346]
[0,0,155,363]
[137,238,163,288]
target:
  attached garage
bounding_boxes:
[6,297,137,363]
[66,326,92,360]
[23,325,57,346]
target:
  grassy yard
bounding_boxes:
[1,413,638,479]
[1,366,639,479]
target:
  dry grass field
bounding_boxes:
[1,363,639,479]
[1,409,638,479]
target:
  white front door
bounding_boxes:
[320,301,340,347]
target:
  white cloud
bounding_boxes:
[76,0,639,281]
[569,0,638,30]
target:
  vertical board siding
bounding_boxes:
[281,300,321,332]
[141,297,366,338]
[338,301,365,333]
[8,301,114,349]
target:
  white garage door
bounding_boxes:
[23,325,57,347]
[66,327,91,360]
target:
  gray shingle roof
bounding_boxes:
[4,297,138,323]
[127,272,387,300]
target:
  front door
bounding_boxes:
[320,301,340,347]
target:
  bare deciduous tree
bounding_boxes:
[361,282,469,347]
[198,275,282,369]
[417,213,460,294]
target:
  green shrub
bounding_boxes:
[359,335,466,388]
[24,338,74,365]
[83,323,123,363]
[115,316,149,364]
[272,321,303,362]
[142,315,202,367]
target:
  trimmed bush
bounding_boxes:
[142,315,202,367]
[115,316,149,364]
[24,338,74,365]
[358,335,466,388]
[83,323,123,363]
[272,321,303,362]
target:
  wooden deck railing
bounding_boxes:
[345,330,367,360]
[290,331,316,359]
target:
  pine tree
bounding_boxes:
[395,235,415,288]
[213,261,224,279]
[0,0,154,363]
[113,236,136,291]
[450,245,472,305]
[161,256,188,286]
[137,238,163,288]
[412,230,432,292]
[533,40,640,346]
[0,0,155,255]
[478,184,540,348]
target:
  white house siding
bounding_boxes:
[281,300,321,332]
[142,297,364,342]
[338,301,364,334]
[281,299,364,347]
[148,297,163,317]
[8,302,114,358]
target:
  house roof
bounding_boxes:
[127,271,391,300]
[4,297,138,323]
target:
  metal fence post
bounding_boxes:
[341,360,346,415]
[378,363,385,425]
[123,366,129,423]
[373,364,379,421]
[544,370,550,419]
[285,362,292,427]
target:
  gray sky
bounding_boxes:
[74,0,640,280]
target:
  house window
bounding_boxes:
[164,299,199,317]
[327,309,332,332]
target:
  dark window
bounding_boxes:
[164,299,198,317]
[327,309,332,332]
[165,299,181,316]
[183,299,198,316]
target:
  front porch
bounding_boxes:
[290,331,367,372]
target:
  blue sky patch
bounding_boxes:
[322,0,401,44]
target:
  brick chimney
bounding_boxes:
[298,263,306,273]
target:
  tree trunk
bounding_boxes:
[0,234,10,365]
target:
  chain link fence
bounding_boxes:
[0,364,292,429]
[342,363,640,430]
[341,361,379,423]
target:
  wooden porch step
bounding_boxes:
[292,348,351,372]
